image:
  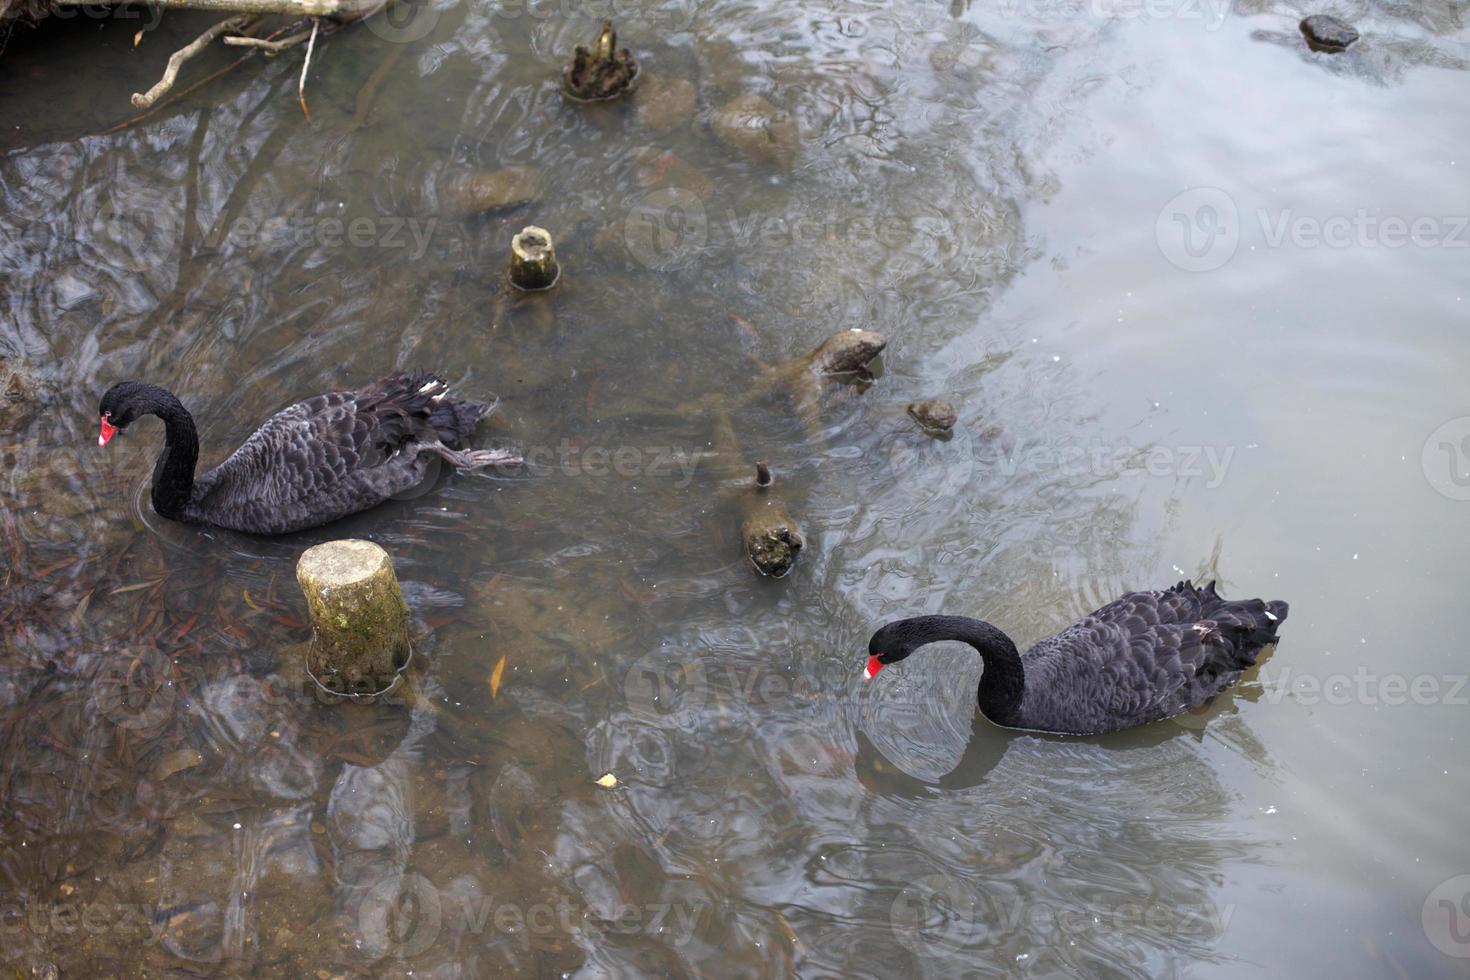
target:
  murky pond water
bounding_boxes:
[2,0,1468,975]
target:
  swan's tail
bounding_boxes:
[430,394,497,448]
[1196,581,1289,663]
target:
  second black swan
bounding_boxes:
[97,371,518,535]
[865,581,1288,735]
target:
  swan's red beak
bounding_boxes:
[98,417,117,447]
[864,655,885,680]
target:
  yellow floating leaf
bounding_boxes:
[489,655,506,699]
[133,28,144,46]
[594,772,619,788]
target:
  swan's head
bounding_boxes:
[97,381,159,447]
[864,619,922,680]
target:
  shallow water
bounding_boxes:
[1,0,1468,976]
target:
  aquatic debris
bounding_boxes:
[296,539,411,698]
[489,654,506,700]
[711,93,801,170]
[1300,15,1359,53]
[508,225,560,292]
[563,19,640,102]
[594,772,620,788]
[907,400,957,434]
[153,747,204,780]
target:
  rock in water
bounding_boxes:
[1300,15,1359,53]
[806,329,887,375]
[711,94,800,170]
[636,74,697,132]
[442,166,546,216]
[907,400,957,434]
[297,540,411,696]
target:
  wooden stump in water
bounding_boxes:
[296,539,411,696]
[508,226,560,291]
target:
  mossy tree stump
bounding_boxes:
[296,539,411,696]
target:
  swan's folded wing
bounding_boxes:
[1032,617,1241,730]
[189,393,389,531]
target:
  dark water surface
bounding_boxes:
[2,1,1468,976]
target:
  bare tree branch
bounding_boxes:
[131,16,248,109]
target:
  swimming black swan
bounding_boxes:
[864,581,1288,735]
[97,372,519,535]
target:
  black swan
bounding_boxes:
[97,372,519,535]
[864,581,1288,735]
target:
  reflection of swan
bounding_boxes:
[865,582,1288,734]
[853,714,1193,798]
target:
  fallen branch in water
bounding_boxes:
[297,17,318,121]
[131,15,249,108]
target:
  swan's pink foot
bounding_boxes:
[435,446,522,470]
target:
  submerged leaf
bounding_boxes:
[489,655,506,699]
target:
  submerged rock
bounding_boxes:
[711,94,800,170]
[908,400,957,434]
[636,74,697,132]
[806,329,887,376]
[634,146,717,201]
[1300,15,1359,53]
[441,166,546,216]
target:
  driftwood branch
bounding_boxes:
[222,29,313,51]
[131,16,248,109]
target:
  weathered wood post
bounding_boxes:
[297,539,411,697]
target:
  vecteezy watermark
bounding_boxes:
[621,188,950,271]
[357,873,709,957]
[93,647,177,738]
[503,442,705,487]
[48,2,165,30]
[0,900,166,942]
[995,0,1229,29]
[365,0,695,44]
[1254,666,1469,708]
[205,214,440,260]
[1421,417,1470,501]
[1424,874,1470,958]
[1176,666,1470,730]
[890,873,1233,956]
[91,186,181,276]
[1157,187,1469,272]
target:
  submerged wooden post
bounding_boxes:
[508,226,560,291]
[297,539,411,696]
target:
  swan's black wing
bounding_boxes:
[1015,583,1288,734]
[186,373,489,535]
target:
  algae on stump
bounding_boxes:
[297,539,411,696]
[508,226,560,291]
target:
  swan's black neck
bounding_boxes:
[881,616,1026,727]
[135,388,198,520]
